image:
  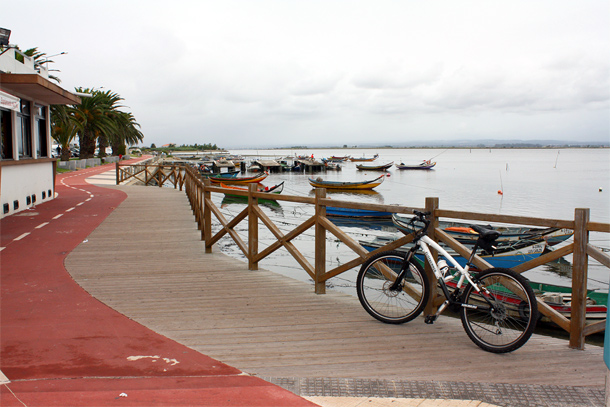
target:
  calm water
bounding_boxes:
[211,148,609,295]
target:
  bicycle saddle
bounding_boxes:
[469,224,501,241]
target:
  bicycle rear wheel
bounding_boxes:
[460,268,538,353]
[357,251,429,324]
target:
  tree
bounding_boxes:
[108,110,144,155]
[50,105,77,161]
[70,88,123,159]
[22,47,62,84]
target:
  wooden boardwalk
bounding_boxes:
[66,185,606,389]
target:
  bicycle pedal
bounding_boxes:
[424,315,437,324]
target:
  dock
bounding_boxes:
[64,181,606,406]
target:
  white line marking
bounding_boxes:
[35,222,49,229]
[53,214,63,219]
[14,233,30,241]
[66,207,75,212]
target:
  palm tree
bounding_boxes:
[50,105,77,161]
[109,111,144,155]
[22,47,62,84]
[70,88,121,159]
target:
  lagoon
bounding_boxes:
[214,148,609,294]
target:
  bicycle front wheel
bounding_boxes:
[460,268,538,353]
[357,251,429,324]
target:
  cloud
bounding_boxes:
[3,0,609,147]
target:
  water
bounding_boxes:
[210,148,610,296]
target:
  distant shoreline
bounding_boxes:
[238,145,609,150]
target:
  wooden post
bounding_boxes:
[203,179,212,253]
[570,208,589,349]
[424,197,439,316]
[158,165,163,187]
[248,183,259,270]
[314,188,326,294]
[115,161,120,185]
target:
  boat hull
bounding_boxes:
[392,214,573,246]
[308,175,385,190]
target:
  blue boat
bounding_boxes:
[327,207,392,218]
[359,236,546,269]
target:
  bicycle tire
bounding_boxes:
[357,250,429,324]
[460,268,538,353]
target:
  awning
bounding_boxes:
[0,73,81,105]
[0,89,20,112]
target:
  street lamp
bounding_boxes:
[38,51,68,67]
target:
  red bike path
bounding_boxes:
[0,159,316,406]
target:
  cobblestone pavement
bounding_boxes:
[264,377,605,407]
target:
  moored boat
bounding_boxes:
[327,207,392,218]
[396,161,436,170]
[392,214,573,247]
[209,172,268,184]
[360,236,547,269]
[219,181,284,197]
[199,169,240,178]
[349,154,379,162]
[308,175,385,190]
[356,162,394,171]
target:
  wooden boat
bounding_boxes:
[392,214,573,247]
[219,181,284,197]
[530,282,607,321]
[199,169,240,178]
[395,161,436,170]
[308,175,385,190]
[356,162,393,171]
[326,207,392,218]
[349,154,379,162]
[360,236,546,269]
[209,172,268,184]
[329,155,350,162]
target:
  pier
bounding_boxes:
[70,165,608,405]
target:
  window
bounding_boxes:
[35,105,47,157]
[0,108,12,159]
[17,99,31,158]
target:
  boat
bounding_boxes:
[444,276,607,323]
[529,282,607,322]
[209,172,268,184]
[349,154,379,162]
[356,162,394,171]
[329,155,350,162]
[219,181,284,196]
[359,236,547,269]
[326,207,392,218]
[308,175,385,190]
[395,161,436,170]
[392,214,573,247]
[221,195,284,215]
[199,168,240,178]
[322,161,342,170]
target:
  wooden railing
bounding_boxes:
[118,163,610,350]
[116,160,185,189]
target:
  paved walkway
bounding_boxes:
[1,159,315,406]
[1,159,605,406]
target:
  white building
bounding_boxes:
[0,46,80,218]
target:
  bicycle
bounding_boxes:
[356,210,539,353]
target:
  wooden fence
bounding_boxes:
[117,163,610,350]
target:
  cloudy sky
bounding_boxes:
[4,0,609,148]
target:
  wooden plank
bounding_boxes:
[437,209,574,229]
[588,243,610,268]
